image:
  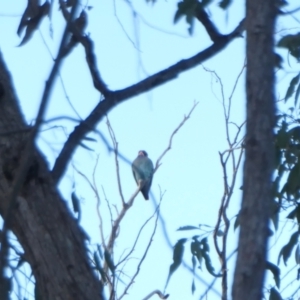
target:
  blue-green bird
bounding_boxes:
[132,150,154,200]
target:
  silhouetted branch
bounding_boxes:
[52,18,245,183]
[106,117,126,206]
[0,0,80,283]
[59,0,110,96]
[155,101,199,171]
[115,202,162,268]
[72,162,107,248]
[142,290,169,300]
[202,65,245,299]
[119,202,160,300]
[106,186,141,252]
[195,5,224,42]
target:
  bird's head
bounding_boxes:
[138,150,148,157]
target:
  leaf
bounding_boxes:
[191,255,196,294]
[177,225,199,231]
[266,261,280,288]
[61,10,89,57]
[295,83,300,106]
[278,231,299,265]
[82,136,97,142]
[277,34,300,61]
[190,239,202,266]
[94,251,106,283]
[170,238,187,273]
[284,74,300,102]
[269,287,283,300]
[199,224,214,229]
[17,0,40,36]
[174,0,198,34]
[74,10,88,34]
[274,53,283,68]
[97,244,103,260]
[275,121,288,149]
[165,238,187,290]
[216,229,224,237]
[286,206,300,224]
[192,254,197,272]
[71,192,81,222]
[200,0,213,7]
[18,1,50,46]
[284,161,300,196]
[16,255,26,269]
[200,238,221,277]
[71,192,80,213]
[65,0,77,7]
[287,207,297,219]
[295,244,300,264]
[104,250,115,273]
[234,213,240,231]
[94,251,101,270]
[201,237,209,252]
[277,34,300,49]
[191,278,196,294]
[270,201,280,230]
[219,0,232,9]
[289,126,300,142]
[79,142,94,151]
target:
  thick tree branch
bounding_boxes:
[52,18,245,183]
[195,5,224,42]
[59,0,110,96]
[0,51,103,299]
[232,1,276,299]
[0,1,80,268]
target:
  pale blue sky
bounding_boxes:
[1,1,299,299]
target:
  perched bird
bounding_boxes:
[132,150,154,200]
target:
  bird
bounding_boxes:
[132,150,154,200]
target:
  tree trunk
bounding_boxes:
[0,51,103,299]
[232,1,276,300]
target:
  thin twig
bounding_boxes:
[38,28,83,120]
[204,65,245,300]
[0,0,80,280]
[155,101,199,171]
[52,18,246,183]
[142,290,169,300]
[116,203,161,268]
[106,116,126,206]
[106,186,142,252]
[102,186,114,229]
[118,201,161,300]
[73,162,106,247]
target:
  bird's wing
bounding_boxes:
[132,163,139,184]
[132,157,144,183]
[144,158,154,178]
[140,158,154,200]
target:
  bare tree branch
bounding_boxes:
[115,202,162,268]
[72,161,108,248]
[195,5,224,42]
[106,117,126,206]
[118,201,160,300]
[202,65,245,300]
[52,19,245,183]
[155,101,199,171]
[142,289,169,300]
